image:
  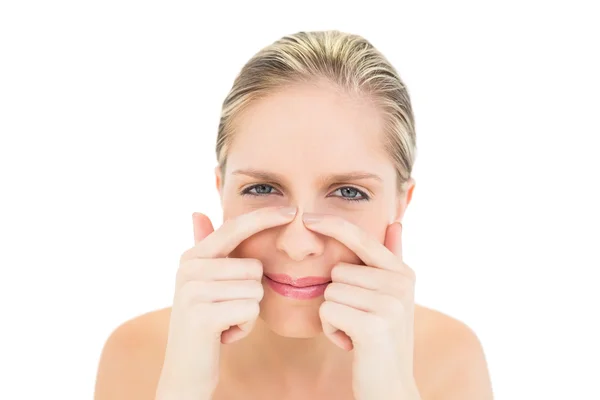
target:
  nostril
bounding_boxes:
[275,216,325,261]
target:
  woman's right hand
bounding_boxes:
[155,206,297,400]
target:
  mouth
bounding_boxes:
[263,273,331,300]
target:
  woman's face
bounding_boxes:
[215,80,415,338]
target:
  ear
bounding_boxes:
[214,165,222,192]
[394,177,416,222]
[214,165,224,205]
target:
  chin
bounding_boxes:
[258,290,324,338]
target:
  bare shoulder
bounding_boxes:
[94,307,172,400]
[414,305,494,400]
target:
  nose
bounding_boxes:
[274,210,325,262]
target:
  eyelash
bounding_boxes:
[240,184,371,202]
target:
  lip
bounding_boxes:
[263,273,331,299]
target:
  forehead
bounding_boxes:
[227,82,392,176]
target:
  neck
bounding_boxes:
[222,317,349,387]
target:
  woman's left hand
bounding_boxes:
[303,213,421,400]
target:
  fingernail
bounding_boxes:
[302,212,323,223]
[278,206,297,217]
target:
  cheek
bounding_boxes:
[338,209,390,242]
[221,199,255,222]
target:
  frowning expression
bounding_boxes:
[215,80,412,337]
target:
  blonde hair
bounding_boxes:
[216,30,417,195]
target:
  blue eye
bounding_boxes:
[240,184,370,202]
[242,184,278,196]
[331,187,370,202]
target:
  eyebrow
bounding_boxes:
[231,168,383,186]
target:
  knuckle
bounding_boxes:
[176,259,209,284]
[244,279,263,299]
[179,240,209,263]
[246,259,263,276]
[254,281,265,299]
[330,263,345,280]
[386,297,405,316]
[175,262,193,285]
[247,301,260,317]
[389,276,404,294]
[179,248,193,265]
[403,264,416,280]
[383,276,402,297]
[323,282,339,299]
[319,300,334,316]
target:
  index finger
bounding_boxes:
[181,206,297,261]
[302,213,402,272]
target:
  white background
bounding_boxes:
[1,1,599,399]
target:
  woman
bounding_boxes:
[94,30,493,399]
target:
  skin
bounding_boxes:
[94,79,494,399]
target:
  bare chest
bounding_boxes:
[210,365,356,400]
[210,381,356,400]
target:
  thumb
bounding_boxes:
[383,221,403,259]
[192,212,215,245]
